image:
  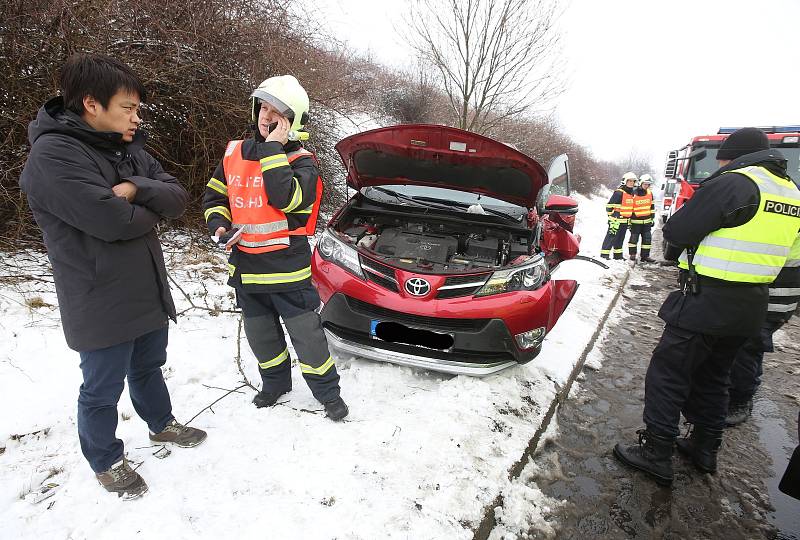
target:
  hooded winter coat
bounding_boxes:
[19,97,188,351]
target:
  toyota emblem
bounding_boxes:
[405,277,431,296]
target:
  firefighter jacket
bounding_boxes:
[605,186,635,220]
[203,139,322,292]
[630,188,655,224]
[677,165,800,283]
[660,150,800,336]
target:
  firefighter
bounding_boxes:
[628,173,657,263]
[613,127,800,485]
[203,75,348,421]
[600,172,636,260]
[726,231,800,426]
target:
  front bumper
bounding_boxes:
[320,292,541,376]
[325,330,518,376]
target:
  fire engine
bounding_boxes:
[660,126,800,225]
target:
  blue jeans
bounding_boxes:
[77,326,174,472]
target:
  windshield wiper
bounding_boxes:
[409,195,518,220]
[366,187,462,212]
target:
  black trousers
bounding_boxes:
[728,320,784,405]
[643,324,747,437]
[628,223,652,259]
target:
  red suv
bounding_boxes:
[312,124,582,376]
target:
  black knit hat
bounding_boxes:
[717,127,769,160]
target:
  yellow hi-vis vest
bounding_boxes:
[678,165,800,283]
[785,232,800,268]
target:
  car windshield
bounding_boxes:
[361,184,526,218]
[687,145,800,184]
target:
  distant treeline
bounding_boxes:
[0,0,622,245]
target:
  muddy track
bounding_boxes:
[529,232,800,539]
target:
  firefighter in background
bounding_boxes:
[628,173,657,262]
[613,127,800,485]
[726,228,800,426]
[600,172,636,260]
[203,75,348,421]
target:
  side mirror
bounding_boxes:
[547,153,571,197]
[544,194,579,215]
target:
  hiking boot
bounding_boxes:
[96,458,148,500]
[253,388,290,408]
[613,429,674,486]
[324,397,349,421]
[676,424,723,474]
[725,399,753,427]
[149,419,207,447]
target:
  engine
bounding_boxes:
[338,218,532,271]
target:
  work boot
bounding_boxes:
[96,458,148,500]
[629,254,637,261]
[676,424,723,474]
[613,254,625,260]
[641,257,657,263]
[149,419,207,447]
[600,254,610,260]
[252,387,290,408]
[725,399,753,427]
[324,397,349,421]
[613,429,674,486]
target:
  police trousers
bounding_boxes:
[643,324,746,436]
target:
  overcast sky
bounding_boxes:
[315,0,800,178]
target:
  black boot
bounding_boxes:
[676,424,723,474]
[613,429,674,486]
[252,387,290,408]
[324,397,349,421]
[725,399,753,427]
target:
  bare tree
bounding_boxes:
[403,0,565,134]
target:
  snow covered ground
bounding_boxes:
[0,193,627,539]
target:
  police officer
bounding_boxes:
[726,228,800,425]
[203,76,348,421]
[613,128,800,485]
[600,172,636,260]
[628,173,657,262]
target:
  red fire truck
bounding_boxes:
[660,126,800,224]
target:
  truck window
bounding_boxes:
[686,147,720,182]
[779,147,800,183]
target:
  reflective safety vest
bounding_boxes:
[223,140,323,254]
[632,189,653,220]
[618,190,635,218]
[679,166,800,283]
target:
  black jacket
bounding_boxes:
[20,97,188,351]
[659,150,794,336]
[203,139,320,293]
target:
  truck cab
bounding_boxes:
[662,126,800,223]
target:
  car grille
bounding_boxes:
[435,273,489,299]
[345,296,489,332]
[359,256,399,293]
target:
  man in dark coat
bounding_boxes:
[19,53,206,499]
[613,128,800,485]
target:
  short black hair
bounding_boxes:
[59,53,147,115]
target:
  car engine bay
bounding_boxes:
[335,214,534,272]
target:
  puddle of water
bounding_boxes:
[754,398,800,538]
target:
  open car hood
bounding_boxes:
[335,124,548,208]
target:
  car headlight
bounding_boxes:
[475,255,549,297]
[317,229,364,279]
